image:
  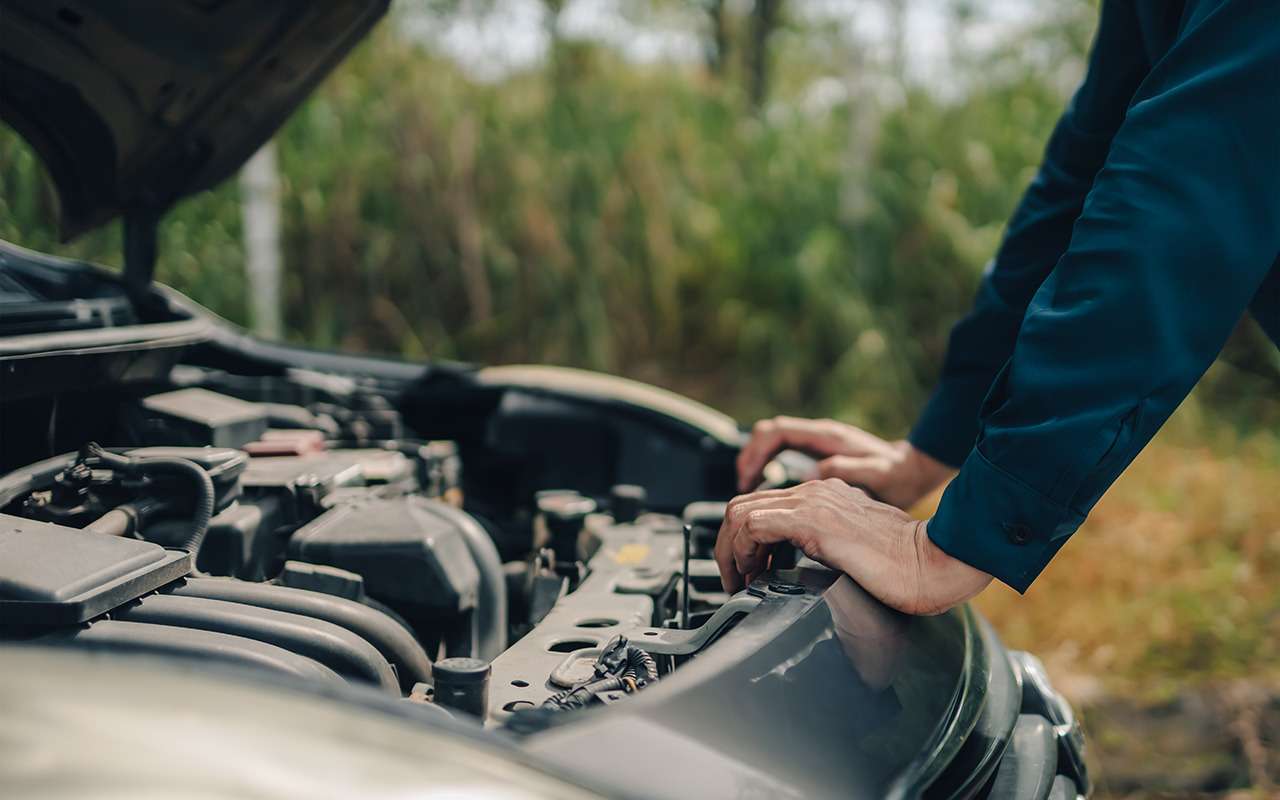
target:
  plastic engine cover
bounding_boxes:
[0,513,191,626]
[288,497,479,616]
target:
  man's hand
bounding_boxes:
[714,479,992,615]
[736,416,955,510]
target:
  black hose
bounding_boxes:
[83,497,175,537]
[83,443,214,555]
[84,507,137,537]
[171,578,434,692]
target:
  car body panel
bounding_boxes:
[0,0,388,239]
[526,570,984,800]
[0,645,606,800]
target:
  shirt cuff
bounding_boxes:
[927,447,1085,593]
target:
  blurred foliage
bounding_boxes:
[2,1,1275,436]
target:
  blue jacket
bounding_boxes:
[912,0,1280,592]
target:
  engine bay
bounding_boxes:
[0,258,1089,797]
[0,363,752,729]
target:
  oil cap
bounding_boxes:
[536,491,596,563]
[609,484,646,524]
[432,657,491,717]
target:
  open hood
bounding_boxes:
[0,0,388,241]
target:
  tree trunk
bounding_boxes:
[703,0,729,77]
[747,0,782,109]
[449,115,492,324]
[239,141,283,339]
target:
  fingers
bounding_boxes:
[816,455,886,500]
[716,478,989,617]
[735,420,786,493]
[714,513,744,593]
[816,454,879,484]
[736,416,855,493]
[716,488,811,592]
[731,507,793,576]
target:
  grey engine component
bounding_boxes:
[0,514,191,626]
[0,383,722,720]
[0,414,502,697]
[288,495,506,661]
[488,507,732,722]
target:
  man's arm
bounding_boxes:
[910,0,1150,467]
[733,3,1151,508]
[928,0,1280,593]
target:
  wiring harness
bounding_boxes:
[542,634,659,712]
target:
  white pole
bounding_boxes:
[239,141,283,339]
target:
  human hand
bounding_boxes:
[714,478,991,615]
[736,416,954,509]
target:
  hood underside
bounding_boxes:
[0,0,388,240]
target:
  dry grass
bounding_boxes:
[916,399,1280,796]
[937,401,1280,701]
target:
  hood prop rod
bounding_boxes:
[123,207,160,291]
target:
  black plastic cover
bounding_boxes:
[288,497,480,615]
[0,513,190,626]
[131,389,267,449]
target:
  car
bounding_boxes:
[0,2,1088,798]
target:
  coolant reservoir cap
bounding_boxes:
[432,657,491,685]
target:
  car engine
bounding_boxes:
[0,369,757,729]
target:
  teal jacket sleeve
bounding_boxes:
[909,0,1150,467]
[926,0,1280,592]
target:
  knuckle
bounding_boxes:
[725,497,747,523]
[793,526,821,561]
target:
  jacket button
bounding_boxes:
[1003,522,1032,545]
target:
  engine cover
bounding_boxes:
[0,513,191,626]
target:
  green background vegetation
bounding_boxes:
[1,2,1278,793]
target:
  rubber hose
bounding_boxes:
[85,444,214,555]
[84,507,137,537]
